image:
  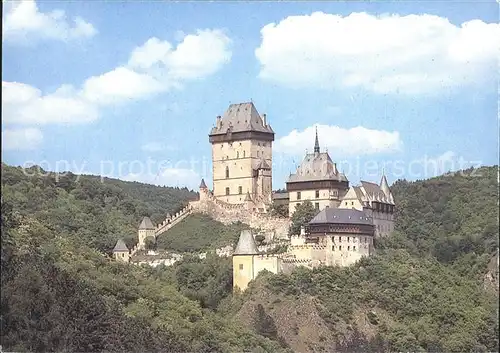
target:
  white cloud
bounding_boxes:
[2,28,231,125]
[275,124,403,156]
[81,67,165,105]
[2,127,43,150]
[255,12,500,94]
[2,0,97,43]
[123,168,201,189]
[2,81,98,125]
[128,29,232,81]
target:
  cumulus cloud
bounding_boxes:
[2,81,99,125]
[123,168,201,189]
[128,29,232,81]
[275,124,403,156]
[2,127,43,150]
[255,12,500,94]
[2,0,97,43]
[2,28,232,125]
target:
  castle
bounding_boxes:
[112,102,396,292]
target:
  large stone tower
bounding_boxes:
[209,102,274,204]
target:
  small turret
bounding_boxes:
[199,178,207,189]
[113,239,130,262]
[138,216,155,250]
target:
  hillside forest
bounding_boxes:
[1,163,498,352]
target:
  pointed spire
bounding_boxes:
[199,178,207,189]
[380,170,391,198]
[314,125,320,153]
[244,191,253,202]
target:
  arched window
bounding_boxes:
[225,166,229,179]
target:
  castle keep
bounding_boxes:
[209,103,274,208]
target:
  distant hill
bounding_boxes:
[1,163,197,252]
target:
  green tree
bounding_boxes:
[144,236,156,251]
[289,200,318,235]
[269,202,289,218]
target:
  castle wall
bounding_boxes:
[254,255,281,276]
[288,188,342,216]
[212,140,272,204]
[190,191,291,240]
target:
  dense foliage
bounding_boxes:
[156,213,253,252]
[289,200,319,235]
[380,166,499,278]
[1,163,197,252]
[153,254,233,310]
[266,250,498,352]
[0,165,289,352]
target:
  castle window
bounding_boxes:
[237,151,239,158]
[332,246,335,251]
[353,246,356,251]
[315,190,320,198]
[315,202,320,210]
[347,246,350,251]
[297,192,301,200]
[225,167,229,179]
[351,201,354,206]
[243,151,246,158]
[225,187,230,196]
[339,246,342,251]
[239,264,243,270]
[338,236,342,242]
[365,237,367,243]
[348,237,350,242]
[238,186,242,194]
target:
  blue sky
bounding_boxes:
[2,0,499,190]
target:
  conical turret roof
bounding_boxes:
[113,239,129,252]
[199,178,207,189]
[233,230,259,255]
[244,191,253,202]
[380,173,391,198]
[139,216,155,230]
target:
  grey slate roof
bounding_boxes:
[309,208,372,226]
[244,192,253,202]
[199,178,207,189]
[210,102,274,136]
[139,216,155,230]
[233,230,259,255]
[113,239,129,252]
[288,152,348,183]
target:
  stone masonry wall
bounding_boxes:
[190,189,291,240]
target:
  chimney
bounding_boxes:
[216,115,222,129]
[262,114,267,126]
